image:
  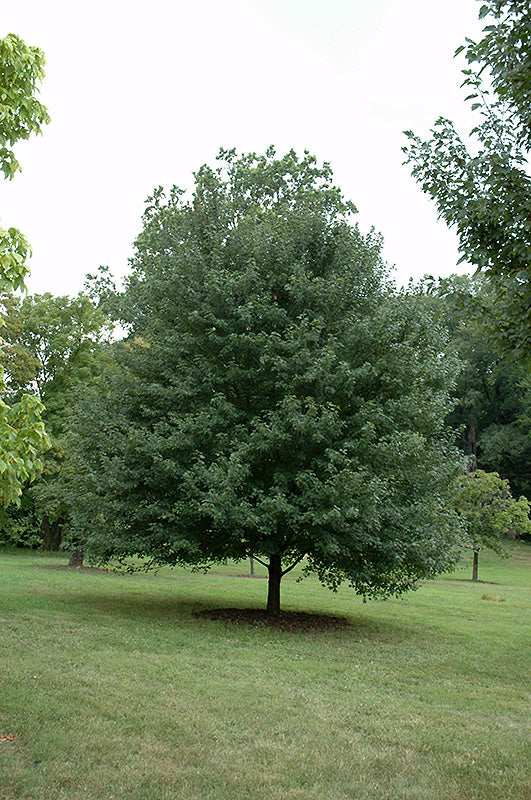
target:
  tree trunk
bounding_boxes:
[472,550,479,582]
[42,513,65,551]
[266,554,282,614]
[68,549,84,568]
[250,555,255,576]
[467,415,477,468]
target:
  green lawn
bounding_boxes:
[1,544,530,800]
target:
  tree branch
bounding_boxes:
[251,555,268,569]
[281,553,305,576]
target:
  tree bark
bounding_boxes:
[250,555,255,576]
[467,416,477,469]
[42,513,65,551]
[472,550,479,581]
[68,549,84,568]
[266,554,282,614]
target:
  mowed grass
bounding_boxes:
[0,545,530,800]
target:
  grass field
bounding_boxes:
[0,544,530,800]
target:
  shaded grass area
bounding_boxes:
[0,545,530,799]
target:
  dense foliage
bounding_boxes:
[67,148,464,612]
[428,274,531,503]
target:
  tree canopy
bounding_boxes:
[1,291,110,431]
[403,0,531,355]
[68,148,464,612]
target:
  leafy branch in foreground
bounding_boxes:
[0,33,50,507]
[403,0,531,356]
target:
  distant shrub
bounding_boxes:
[0,504,42,549]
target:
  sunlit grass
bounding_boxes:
[1,544,530,799]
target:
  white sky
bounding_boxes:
[1,0,483,297]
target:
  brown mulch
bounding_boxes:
[193,607,349,631]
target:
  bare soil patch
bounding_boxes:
[194,607,349,631]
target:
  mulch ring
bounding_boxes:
[193,607,349,631]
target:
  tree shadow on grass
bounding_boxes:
[39,586,408,641]
[56,590,207,622]
[194,607,349,631]
[447,578,501,585]
[33,563,420,641]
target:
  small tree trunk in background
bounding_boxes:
[42,513,51,550]
[250,555,255,576]
[466,416,477,469]
[266,554,282,615]
[472,550,479,582]
[42,513,64,551]
[223,557,228,566]
[68,549,84,568]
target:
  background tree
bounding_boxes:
[0,33,50,507]
[69,147,464,613]
[403,0,531,355]
[426,274,531,503]
[0,291,109,549]
[2,291,110,428]
[453,469,531,580]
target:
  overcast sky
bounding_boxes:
[1,0,483,297]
